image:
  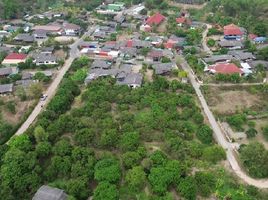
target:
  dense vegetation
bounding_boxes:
[0,57,267,199]
[205,0,268,35]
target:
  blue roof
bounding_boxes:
[254,37,266,42]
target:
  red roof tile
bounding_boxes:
[209,63,242,74]
[248,34,257,40]
[224,24,243,36]
[127,40,133,48]
[146,13,165,26]
[176,17,186,24]
[5,53,27,60]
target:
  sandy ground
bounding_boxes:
[208,90,261,115]
[55,36,78,44]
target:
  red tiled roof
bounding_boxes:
[5,53,27,60]
[127,40,133,48]
[209,63,242,74]
[224,24,243,36]
[164,39,177,49]
[146,13,165,26]
[248,34,257,40]
[149,50,163,58]
[176,17,186,24]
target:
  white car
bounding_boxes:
[40,94,48,101]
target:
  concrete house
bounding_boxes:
[33,53,58,66]
[63,23,81,36]
[223,24,244,40]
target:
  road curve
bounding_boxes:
[180,56,268,188]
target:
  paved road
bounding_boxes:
[180,56,268,188]
[13,28,95,137]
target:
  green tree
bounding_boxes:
[245,128,258,138]
[94,158,121,183]
[126,166,146,191]
[120,132,140,152]
[196,125,213,144]
[203,145,226,163]
[93,182,119,200]
[240,142,268,178]
[177,176,197,200]
[194,171,216,197]
[34,125,48,142]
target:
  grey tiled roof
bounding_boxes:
[0,83,13,93]
[218,40,243,48]
[228,50,255,61]
[152,62,174,75]
[32,185,67,200]
[117,73,142,86]
[91,60,112,69]
[14,34,34,42]
[203,55,233,63]
[0,67,18,76]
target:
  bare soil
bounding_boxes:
[1,96,34,124]
[206,88,261,115]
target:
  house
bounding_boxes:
[253,37,267,44]
[114,13,125,24]
[0,67,18,77]
[32,185,68,200]
[120,47,137,59]
[176,17,186,27]
[117,73,143,88]
[146,13,165,26]
[33,53,58,65]
[207,63,242,75]
[223,24,243,40]
[92,31,107,40]
[203,55,234,63]
[22,72,33,80]
[63,23,81,36]
[41,47,54,54]
[32,25,63,35]
[0,84,13,94]
[16,79,37,88]
[218,40,243,50]
[228,50,255,61]
[79,41,99,49]
[0,46,12,54]
[0,30,11,39]
[148,49,163,62]
[248,60,268,70]
[2,53,27,65]
[152,62,174,75]
[91,60,112,70]
[107,2,125,12]
[164,35,186,49]
[33,29,48,39]
[14,33,35,43]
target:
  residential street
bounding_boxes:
[13,33,89,137]
[179,55,268,188]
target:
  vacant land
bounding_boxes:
[202,85,267,115]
